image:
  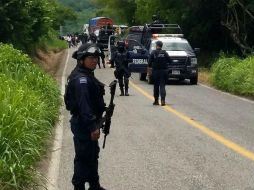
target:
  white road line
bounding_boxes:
[199,83,254,104]
[47,49,70,190]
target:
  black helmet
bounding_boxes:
[90,33,97,43]
[152,15,158,21]
[156,40,163,48]
[72,43,101,60]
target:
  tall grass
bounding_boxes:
[210,55,254,97]
[0,44,61,189]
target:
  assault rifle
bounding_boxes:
[101,80,117,148]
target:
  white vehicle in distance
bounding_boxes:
[148,34,200,85]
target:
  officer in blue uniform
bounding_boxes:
[150,15,163,34]
[64,43,107,190]
[110,41,130,96]
[148,40,171,106]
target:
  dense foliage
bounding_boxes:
[210,55,254,97]
[93,0,254,56]
[0,44,61,190]
[57,0,97,33]
[0,0,76,52]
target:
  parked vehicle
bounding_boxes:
[147,33,199,84]
[88,17,114,49]
[126,23,200,84]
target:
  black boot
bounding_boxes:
[125,88,129,96]
[153,98,159,105]
[161,99,166,106]
[120,87,124,96]
[74,185,85,190]
[88,187,106,190]
[124,79,129,96]
[88,181,106,190]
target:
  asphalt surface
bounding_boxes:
[50,47,254,190]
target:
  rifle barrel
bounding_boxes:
[103,135,107,149]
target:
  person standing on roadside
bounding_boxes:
[148,40,171,106]
[110,41,130,96]
[67,35,72,48]
[64,43,107,190]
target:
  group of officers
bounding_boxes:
[65,21,171,190]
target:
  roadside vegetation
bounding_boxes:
[0,0,76,189]
[37,31,68,53]
[0,44,61,189]
[0,0,76,54]
[210,55,254,98]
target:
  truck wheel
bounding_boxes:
[148,75,153,84]
[139,73,147,81]
[190,76,198,85]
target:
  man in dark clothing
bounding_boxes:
[148,40,171,106]
[79,33,89,44]
[106,23,113,36]
[110,41,130,96]
[90,33,105,69]
[150,15,163,34]
[64,43,107,190]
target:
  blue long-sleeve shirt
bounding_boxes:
[67,66,105,139]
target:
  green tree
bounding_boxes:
[93,0,136,24]
[0,0,76,52]
[92,0,254,55]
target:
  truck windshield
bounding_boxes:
[151,41,193,52]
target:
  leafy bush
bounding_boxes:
[0,0,75,53]
[0,44,61,189]
[37,30,68,53]
[210,55,254,97]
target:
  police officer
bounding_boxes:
[150,15,162,34]
[79,33,89,44]
[90,33,106,69]
[151,14,161,24]
[65,43,107,190]
[148,40,171,106]
[110,41,130,96]
[106,23,113,36]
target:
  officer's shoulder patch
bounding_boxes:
[79,77,87,84]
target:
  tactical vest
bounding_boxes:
[64,71,105,117]
[115,52,128,69]
[152,50,168,70]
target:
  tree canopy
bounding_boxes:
[0,0,76,52]
[1,0,253,55]
[93,0,254,55]
[57,0,97,33]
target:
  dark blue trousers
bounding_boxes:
[71,117,100,190]
[152,69,168,100]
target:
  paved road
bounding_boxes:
[48,48,254,190]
